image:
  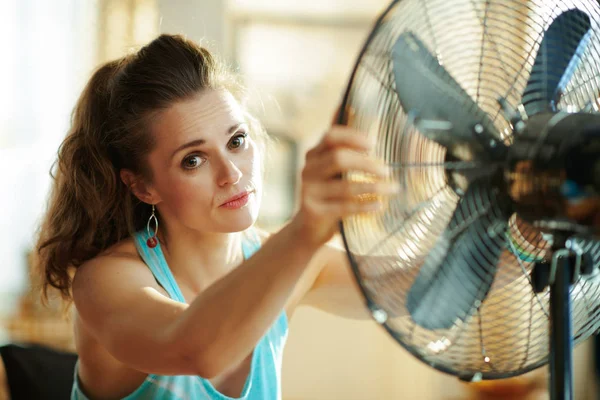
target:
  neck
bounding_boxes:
[158,221,246,294]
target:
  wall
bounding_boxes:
[0,0,97,298]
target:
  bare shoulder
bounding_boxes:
[73,238,144,286]
[72,238,188,395]
[72,237,162,315]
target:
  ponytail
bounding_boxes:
[37,59,137,301]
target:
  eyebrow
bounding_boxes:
[171,123,247,159]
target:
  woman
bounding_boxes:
[36,34,395,399]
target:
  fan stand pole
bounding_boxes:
[549,249,574,400]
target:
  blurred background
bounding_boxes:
[0,0,598,399]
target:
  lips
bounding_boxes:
[220,190,252,207]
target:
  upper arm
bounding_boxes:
[72,255,192,375]
[251,228,369,319]
[288,236,371,319]
[299,241,416,320]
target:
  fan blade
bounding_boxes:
[407,179,509,330]
[522,9,591,117]
[391,32,500,152]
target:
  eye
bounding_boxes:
[181,154,205,170]
[228,133,248,150]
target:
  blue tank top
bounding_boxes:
[71,229,288,400]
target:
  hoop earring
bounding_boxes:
[146,205,159,248]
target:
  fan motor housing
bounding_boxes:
[506,112,600,233]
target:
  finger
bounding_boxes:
[318,199,384,219]
[305,180,399,201]
[304,148,388,180]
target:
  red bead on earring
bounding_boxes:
[146,204,159,249]
[147,237,158,248]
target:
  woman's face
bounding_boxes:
[145,89,263,233]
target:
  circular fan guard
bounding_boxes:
[339,0,600,381]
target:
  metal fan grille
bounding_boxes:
[340,0,600,379]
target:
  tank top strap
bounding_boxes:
[133,230,186,303]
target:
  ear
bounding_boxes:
[120,169,161,204]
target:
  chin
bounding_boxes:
[226,216,256,233]
[216,207,259,233]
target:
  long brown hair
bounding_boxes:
[36,34,255,301]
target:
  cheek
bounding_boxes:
[156,168,213,210]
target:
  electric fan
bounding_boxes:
[337,1,600,399]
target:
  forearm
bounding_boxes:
[165,221,317,377]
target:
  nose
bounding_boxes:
[215,154,242,187]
